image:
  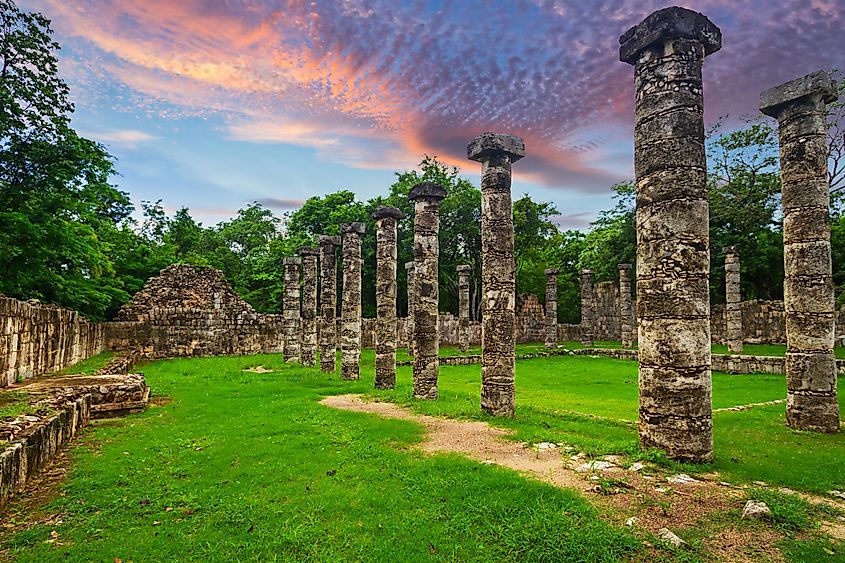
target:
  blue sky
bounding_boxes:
[23,0,845,229]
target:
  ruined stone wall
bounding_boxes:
[516,294,545,343]
[592,282,621,343]
[0,296,104,387]
[711,300,786,345]
[105,265,283,359]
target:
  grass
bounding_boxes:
[0,391,31,420]
[54,351,115,376]
[4,347,845,561]
[3,353,640,562]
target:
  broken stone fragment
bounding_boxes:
[741,500,772,519]
[657,528,686,547]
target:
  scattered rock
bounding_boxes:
[535,442,557,450]
[139,498,150,506]
[741,500,772,519]
[326,469,336,476]
[667,474,698,485]
[753,480,768,487]
[625,517,638,527]
[657,528,686,547]
[829,490,845,500]
[603,454,622,463]
[629,462,645,472]
[655,486,670,494]
[575,460,615,473]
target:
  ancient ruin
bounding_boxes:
[618,264,634,348]
[620,6,721,462]
[340,222,365,380]
[761,70,840,433]
[457,265,472,352]
[409,183,447,400]
[283,257,302,363]
[300,247,319,368]
[405,261,416,357]
[723,247,743,354]
[580,270,594,347]
[544,268,559,348]
[319,235,341,373]
[468,132,524,417]
[372,206,404,389]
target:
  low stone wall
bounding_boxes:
[0,296,104,387]
[0,394,91,508]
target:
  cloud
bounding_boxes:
[35,0,845,194]
[80,128,159,148]
[550,212,595,231]
[255,198,306,210]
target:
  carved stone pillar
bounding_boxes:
[283,257,301,363]
[457,265,472,352]
[300,247,319,367]
[618,263,634,349]
[544,268,558,348]
[340,222,365,380]
[318,235,340,373]
[373,206,404,389]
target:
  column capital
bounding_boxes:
[284,257,302,266]
[580,269,593,276]
[408,182,447,202]
[544,268,559,276]
[341,222,366,235]
[617,263,632,271]
[456,265,472,273]
[318,235,341,247]
[619,6,721,65]
[721,245,739,256]
[371,206,405,220]
[467,132,525,163]
[299,246,319,257]
[405,261,415,271]
[760,70,838,117]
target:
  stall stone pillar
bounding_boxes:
[409,183,447,400]
[340,222,365,380]
[405,261,416,357]
[620,6,721,462]
[761,70,840,433]
[373,206,404,389]
[618,263,634,348]
[580,270,594,347]
[300,247,319,367]
[457,265,472,352]
[544,268,559,349]
[283,257,302,363]
[723,247,743,354]
[318,235,341,373]
[468,132,525,417]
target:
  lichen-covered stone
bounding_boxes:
[618,264,634,348]
[372,207,403,389]
[580,270,595,347]
[283,257,302,363]
[300,247,319,368]
[340,223,365,380]
[468,132,524,417]
[405,261,416,357]
[544,268,559,348]
[723,247,743,354]
[761,70,840,433]
[318,235,341,373]
[409,183,446,400]
[620,6,719,462]
[457,265,472,352]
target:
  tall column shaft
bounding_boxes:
[300,247,319,367]
[405,261,416,357]
[373,207,404,389]
[580,270,594,347]
[409,183,446,400]
[468,133,525,417]
[457,265,472,352]
[544,268,559,348]
[318,236,340,373]
[620,7,721,462]
[283,257,302,363]
[618,263,634,348]
[761,71,840,432]
[340,223,365,380]
[723,247,743,354]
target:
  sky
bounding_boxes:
[22,0,845,230]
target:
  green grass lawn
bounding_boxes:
[4,348,844,561]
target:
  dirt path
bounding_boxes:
[322,394,845,562]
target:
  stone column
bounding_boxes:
[405,261,416,357]
[300,247,319,367]
[373,206,404,389]
[283,256,302,363]
[580,270,594,347]
[620,6,721,462]
[457,265,472,352]
[618,263,634,349]
[544,268,559,349]
[409,182,447,400]
[761,71,840,433]
[318,235,341,373]
[340,222,365,380]
[723,246,743,354]
[468,133,525,417]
